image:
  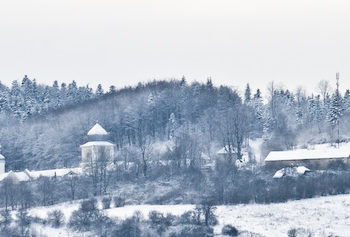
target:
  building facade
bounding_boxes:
[80,123,115,168]
[265,145,350,169]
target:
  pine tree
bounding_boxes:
[109,85,116,94]
[51,80,61,108]
[96,84,104,97]
[0,82,9,112]
[328,75,343,145]
[244,83,251,105]
[251,89,264,133]
[314,95,324,133]
[67,81,78,102]
[168,112,178,140]
[343,89,350,114]
[9,80,24,119]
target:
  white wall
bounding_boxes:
[0,160,5,174]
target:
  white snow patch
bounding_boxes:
[273,169,285,179]
[296,166,310,175]
[273,166,311,179]
[152,140,175,154]
[29,194,350,236]
[249,138,263,163]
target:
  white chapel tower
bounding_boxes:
[0,152,5,175]
[80,123,115,167]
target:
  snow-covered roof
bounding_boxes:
[80,141,115,148]
[87,123,108,136]
[0,168,83,182]
[217,146,237,155]
[28,167,83,179]
[0,154,4,160]
[0,170,31,182]
[265,145,350,162]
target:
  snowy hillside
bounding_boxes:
[29,194,350,236]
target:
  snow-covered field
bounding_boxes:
[30,194,350,236]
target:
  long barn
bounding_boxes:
[265,144,350,169]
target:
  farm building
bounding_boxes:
[0,123,113,183]
[265,144,350,169]
[0,168,82,184]
[216,146,252,168]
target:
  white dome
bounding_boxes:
[87,123,108,136]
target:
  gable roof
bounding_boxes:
[265,145,350,162]
[28,167,83,179]
[0,168,83,183]
[87,123,108,136]
[0,170,31,183]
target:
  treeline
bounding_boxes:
[0,75,107,121]
[0,76,348,171]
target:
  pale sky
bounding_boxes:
[0,0,349,96]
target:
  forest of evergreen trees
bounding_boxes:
[0,75,348,171]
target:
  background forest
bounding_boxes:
[0,75,347,171]
[0,76,349,236]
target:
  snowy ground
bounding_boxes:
[29,194,350,236]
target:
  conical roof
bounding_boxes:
[87,123,108,136]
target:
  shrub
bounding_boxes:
[198,200,218,226]
[81,198,98,212]
[114,196,125,207]
[287,227,312,237]
[179,211,197,225]
[16,209,31,237]
[0,210,12,231]
[222,224,239,236]
[47,210,65,228]
[102,196,112,209]
[69,198,101,231]
[113,216,141,237]
[170,225,213,237]
[149,211,173,236]
[288,228,297,237]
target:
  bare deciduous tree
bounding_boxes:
[87,146,112,195]
[317,80,332,103]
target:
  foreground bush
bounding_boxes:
[222,224,239,236]
[47,210,65,228]
[69,198,102,231]
[287,227,312,237]
[113,214,142,237]
[114,196,126,207]
[169,225,214,237]
[149,211,174,236]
